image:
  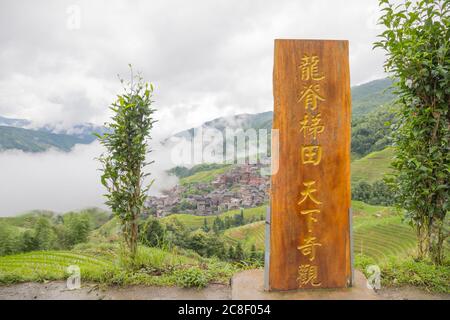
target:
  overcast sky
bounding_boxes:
[0,0,387,137]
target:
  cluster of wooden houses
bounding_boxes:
[147,164,269,217]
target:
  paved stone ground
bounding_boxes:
[231,269,379,300]
[0,276,447,300]
[0,281,230,300]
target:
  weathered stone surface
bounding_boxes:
[232,269,378,300]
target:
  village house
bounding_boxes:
[146,163,269,217]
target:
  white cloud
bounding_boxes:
[0,139,178,216]
[0,0,386,135]
[0,0,389,215]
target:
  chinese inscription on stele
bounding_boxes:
[268,39,352,290]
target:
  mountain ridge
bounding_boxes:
[168,77,395,143]
[0,77,394,153]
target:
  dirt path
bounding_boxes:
[0,282,447,300]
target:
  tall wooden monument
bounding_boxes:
[268,39,352,290]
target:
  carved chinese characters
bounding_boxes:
[269,40,352,290]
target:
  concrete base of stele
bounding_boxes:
[231,269,379,300]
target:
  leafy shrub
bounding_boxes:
[174,266,209,288]
[380,257,450,293]
[352,180,394,206]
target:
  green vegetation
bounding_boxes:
[351,147,394,184]
[223,202,417,263]
[352,180,394,206]
[161,206,265,230]
[174,266,209,288]
[0,244,239,287]
[378,257,449,293]
[0,250,114,285]
[168,163,230,179]
[351,104,397,158]
[351,78,395,118]
[353,215,416,261]
[375,0,449,264]
[224,221,265,251]
[96,68,156,260]
[1,201,447,291]
[355,255,450,293]
[0,209,110,256]
[180,165,231,185]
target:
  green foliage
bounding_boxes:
[0,223,22,256]
[351,104,397,157]
[379,257,450,293]
[0,209,112,256]
[185,230,226,258]
[375,0,450,264]
[161,205,266,230]
[202,218,210,232]
[234,242,244,261]
[352,180,395,206]
[97,67,156,260]
[34,216,57,250]
[62,212,92,248]
[141,218,166,247]
[174,266,209,288]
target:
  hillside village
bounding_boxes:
[146,163,269,217]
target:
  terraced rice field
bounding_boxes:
[353,221,416,261]
[161,206,266,230]
[0,251,116,283]
[224,221,265,250]
[224,204,420,263]
[351,147,394,184]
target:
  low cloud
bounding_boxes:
[0,138,178,216]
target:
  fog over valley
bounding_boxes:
[0,139,179,216]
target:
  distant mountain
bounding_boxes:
[167,78,395,142]
[0,116,31,128]
[0,116,106,152]
[0,78,394,153]
[0,126,88,152]
[167,111,273,143]
[38,123,107,144]
[351,78,395,118]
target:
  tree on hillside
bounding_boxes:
[34,216,57,250]
[0,223,21,256]
[21,230,38,252]
[142,218,165,247]
[202,218,210,232]
[375,0,449,264]
[97,66,156,262]
[235,242,245,261]
[63,213,91,247]
[228,245,235,260]
[212,216,225,234]
[250,244,257,260]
